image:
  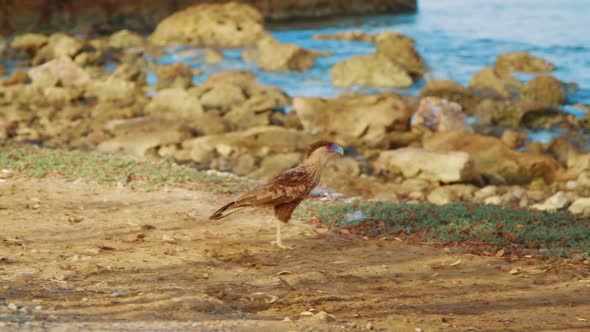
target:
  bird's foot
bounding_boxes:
[270,240,294,250]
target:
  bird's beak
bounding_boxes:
[329,144,344,156]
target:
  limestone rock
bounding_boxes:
[375,147,478,183]
[474,99,565,128]
[531,191,574,211]
[10,33,48,52]
[520,74,566,105]
[411,97,472,132]
[427,184,477,205]
[420,79,478,114]
[28,56,91,87]
[331,54,412,88]
[204,49,223,64]
[33,33,83,65]
[109,29,145,49]
[294,94,412,143]
[313,31,376,42]
[146,88,203,119]
[155,63,193,90]
[249,152,302,181]
[375,31,427,76]
[469,66,520,98]
[86,78,137,102]
[568,198,590,215]
[423,131,560,184]
[198,83,246,110]
[494,51,555,75]
[150,2,268,48]
[256,37,315,71]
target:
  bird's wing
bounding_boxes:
[234,167,311,207]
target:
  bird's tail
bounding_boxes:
[209,201,246,220]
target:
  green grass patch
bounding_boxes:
[0,145,246,192]
[308,201,590,259]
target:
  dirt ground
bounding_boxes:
[0,175,589,332]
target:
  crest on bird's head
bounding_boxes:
[306,140,344,158]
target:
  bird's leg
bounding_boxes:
[270,218,293,250]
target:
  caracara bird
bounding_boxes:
[209,140,344,249]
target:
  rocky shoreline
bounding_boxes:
[1,2,589,215]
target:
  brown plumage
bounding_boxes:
[209,140,344,249]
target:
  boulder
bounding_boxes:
[155,63,193,90]
[149,2,268,48]
[198,82,246,110]
[568,198,590,215]
[331,54,412,88]
[474,99,566,128]
[109,29,145,49]
[204,49,223,64]
[375,31,427,76]
[98,116,188,158]
[501,130,527,149]
[375,147,478,183]
[520,74,566,105]
[111,63,147,85]
[85,78,138,102]
[145,88,203,119]
[531,191,574,211]
[411,97,472,132]
[494,51,555,75]
[423,131,560,184]
[28,56,91,87]
[256,37,315,71]
[469,66,520,98]
[419,79,478,114]
[181,126,311,164]
[293,94,412,143]
[427,184,477,205]
[33,33,83,65]
[3,70,31,85]
[10,33,48,52]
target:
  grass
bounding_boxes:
[0,145,248,192]
[306,200,590,260]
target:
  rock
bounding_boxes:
[375,31,427,76]
[501,130,527,149]
[198,83,246,110]
[313,31,376,42]
[420,79,478,114]
[155,63,193,90]
[474,99,565,128]
[98,117,188,158]
[520,74,566,105]
[3,70,30,85]
[427,184,477,205]
[150,2,268,48]
[331,54,412,88]
[86,78,137,102]
[375,147,478,183]
[109,29,145,48]
[111,63,146,85]
[531,191,574,211]
[568,198,590,215]
[484,195,503,205]
[256,37,315,71]
[411,97,472,132]
[33,33,83,65]
[204,49,223,64]
[294,94,412,144]
[146,88,203,120]
[474,185,498,201]
[182,126,311,165]
[423,131,560,184]
[28,56,91,87]
[249,152,302,180]
[0,64,7,76]
[469,66,520,98]
[10,33,48,52]
[494,51,555,75]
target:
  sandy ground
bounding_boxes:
[0,175,589,331]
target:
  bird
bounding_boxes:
[209,140,344,249]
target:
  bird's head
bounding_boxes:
[305,140,344,166]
